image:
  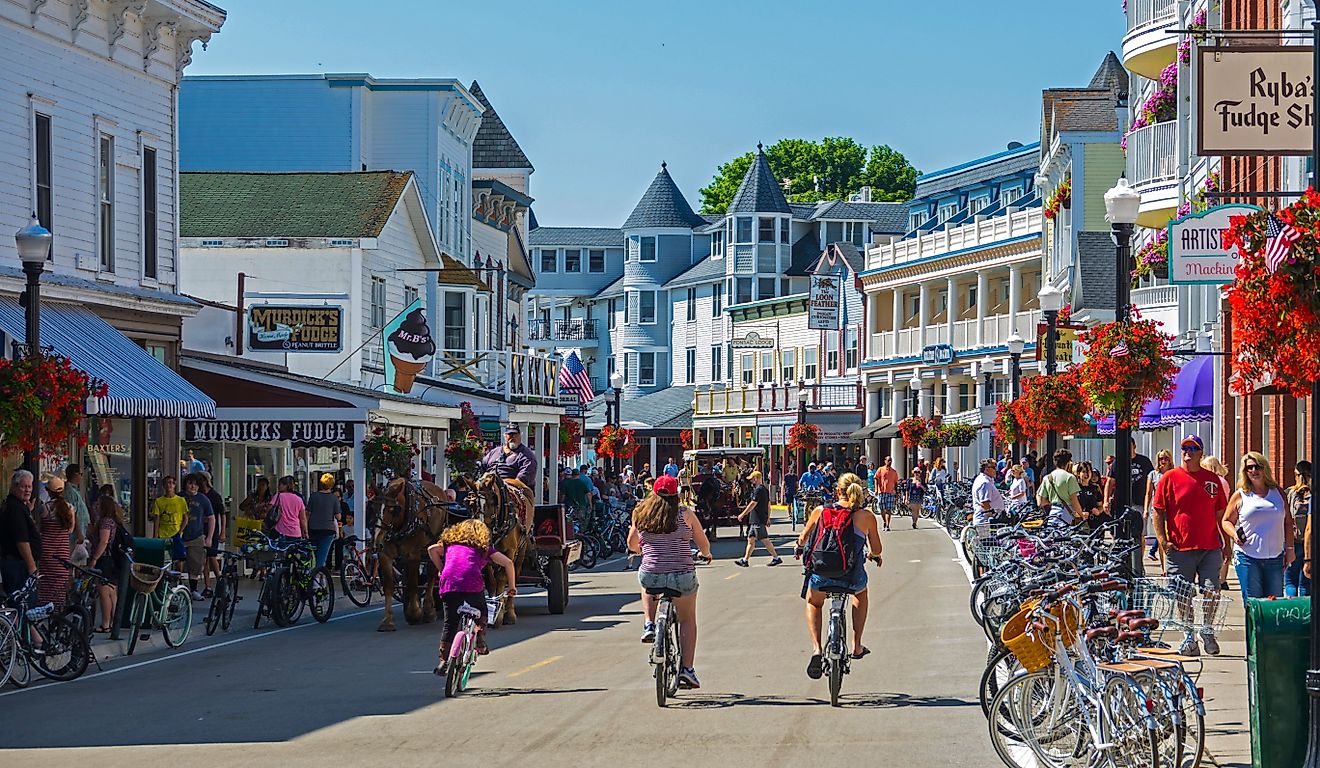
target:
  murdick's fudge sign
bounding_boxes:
[1198,46,1314,155]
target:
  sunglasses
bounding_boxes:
[1245,464,1263,472]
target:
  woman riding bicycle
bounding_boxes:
[627,474,712,690]
[796,472,884,679]
[427,518,516,674]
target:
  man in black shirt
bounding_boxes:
[734,471,782,568]
[1104,437,1155,574]
[853,456,870,484]
[0,469,39,604]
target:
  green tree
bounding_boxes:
[698,138,918,214]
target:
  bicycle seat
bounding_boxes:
[1109,609,1145,622]
[457,605,483,618]
[1116,630,1146,643]
[1085,626,1120,641]
[645,587,683,598]
[1123,617,1160,631]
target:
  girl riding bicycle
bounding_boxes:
[427,519,516,675]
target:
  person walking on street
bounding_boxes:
[307,473,341,569]
[1152,434,1229,656]
[151,476,188,567]
[735,471,781,567]
[200,471,227,592]
[908,466,926,528]
[663,457,679,478]
[36,477,74,607]
[782,468,799,523]
[853,456,870,484]
[628,475,712,689]
[1286,460,1311,597]
[180,474,215,600]
[972,459,1006,526]
[874,456,899,531]
[1222,452,1292,602]
[1037,449,1085,527]
[63,464,88,552]
[0,470,39,605]
[272,475,308,544]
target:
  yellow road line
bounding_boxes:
[725,572,739,580]
[508,655,563,678]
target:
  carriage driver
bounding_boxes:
[479,425,539,526]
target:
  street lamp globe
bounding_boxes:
[1038,284,1064,313]
[1006,331,1026,357]
[797,388,810,404]
[908,373,922,391]
[1104,177,1141,225]
[609,371,625,391]
[14,216,51,265]
[980,356,995,374]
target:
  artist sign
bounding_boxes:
[1198,46,1314,155]
[1167,204,1262,284]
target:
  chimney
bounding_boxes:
[859,186,872,202]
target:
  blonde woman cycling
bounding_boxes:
[796,472,883,679]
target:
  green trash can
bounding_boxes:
[1246,597,1311,768]
[117,537,167,630]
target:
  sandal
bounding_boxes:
[93,626,112,634]
[807,654,824,679]
[851,646,871,659]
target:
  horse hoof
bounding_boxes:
[377,623,396,633]
[502,614,516,626]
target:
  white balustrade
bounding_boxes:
[1126,121,1177,189]
[864,208,1042,272]
[1126,0,1177,32]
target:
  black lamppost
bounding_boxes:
[1039,284,1064,460]
[15,216,51,476]
[796,383,809,472]
[609,371,624,477]
[1105,177,1141,580]
[1305,29,1320,767]
[1006,330,1025,461]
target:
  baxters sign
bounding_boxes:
[1167,204,1262,284]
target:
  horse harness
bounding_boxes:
[381,480,448,543]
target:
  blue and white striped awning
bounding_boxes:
[0,298,215,420]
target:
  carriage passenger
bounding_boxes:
[428,519,516,675]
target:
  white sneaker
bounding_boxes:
[640,622,656,643]
[191,590,204,601]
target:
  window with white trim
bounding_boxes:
[540,248,557,273]
[713,283,723,316]
[804,346,818,381]
[404,285,419,308]
[98,134,114,271]
[735,278,753,305]
[588,249,605,273]
[845,327,858,370]
[760,352,773,383]
[780,218,790,244]
[758,277,776,300]
[741,353,754,384]
[370,277,387,328]
[685,348,696,384]
[564,249,581,272]
[938,203,957,223]
[781,349,796,383]
[826,333,840,372]
[909,211,927,231]
[34,113,52,234]
[736,217,753,243]
[758,217,775,243]
[639,352,656,386]
[444,292,466,351]
[711,229,724,258]
[142,146,157,278]
[1001,185,1023,205]
[711,345,722,381]
[686,288,696,321]
[608,298,617,330]
[639,291,657,324]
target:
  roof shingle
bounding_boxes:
[622,164,707,229]
[728,146,792,215]
[180,171,412,238]
[664,255,726,288]
[1075,231,1117,313]
[528,227,625,248]
[469,81,533,171]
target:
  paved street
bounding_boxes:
[0,522,999,767]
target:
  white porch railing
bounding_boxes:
[952,319,976,348]
[895,328,921,357]
[1132,284,1179,308]
[1126,121,1177,189]
[866,309,1046,362]
[432,348,559,405]
[1127,0,1177,32]
[865,208,1041,272]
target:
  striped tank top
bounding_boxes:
[639,507,695,575]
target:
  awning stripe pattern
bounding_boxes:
[0,298,216,420]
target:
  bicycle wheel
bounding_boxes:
[988,669,1081,768]
[653,613,670,707]
[979,645,1021,718]
[255,572,276,629]
[32,614,89,681]
[126,591,148,656]
[827,614,845,707]
[664,616,680,698]
[445,631,468,698]
[205,579,225,636]
[1103,675,1161,768]
[269,568,294,627]
[161,586,193,648]
[308,566,335,623]
[340,559,373,607]
[221,573,239,631]
[60,602,92,646]
[1174,670,1205,768]
[0,613,17,689]
[578,536,599,570]
[9,648,29,688]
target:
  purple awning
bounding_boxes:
[1096,414,1115,436]
[1139,396,1166,431]
[1161,355,1214,425]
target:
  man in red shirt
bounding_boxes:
[1153,434,1229,656]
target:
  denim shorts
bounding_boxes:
[638,570,699,596]
[808,568,868,595]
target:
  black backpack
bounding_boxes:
[806,503,860,579]
[110,522,134,563]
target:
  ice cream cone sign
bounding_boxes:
[383,299,435,395]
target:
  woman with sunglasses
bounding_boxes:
[1222,452,1293,601]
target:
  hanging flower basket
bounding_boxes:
[1017,369,1091,439]
[1219,191,1320,396]
[897,416,928,448]
[943,422,977,447]
[596,425,639,459]
[365,429,422,479]
[1077,316,1178,428]
[918,426,946,449]
[994,401,1023,448]
[679,429,694,450]
[559,416,582,457]
[787,423,819,452]
[0,353,103,457]
[1044,177,1071,220]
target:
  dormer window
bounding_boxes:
[938,204,957,223]
[970,195,990,214]
[711,230,724,259]
[1001,186,1023,205]
[736,217,753,243]
[909,211,927,231]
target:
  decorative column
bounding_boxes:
[352,422,367,543]
[891,288,903,356]
[892,384,907,477]
[945,371,958,416]
[976,270,989,347]
[918,282,930,349]
[866,387,882,463]
[945,276,956,347]
[547,421,560,504]
[1008,265,1022,337]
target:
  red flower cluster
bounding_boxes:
[1017,369,1091,438]
[787,423,819,452]
[1077,316,1177,429]
[0,354,100,456]
[364,431,422,478]
[1222,191,1320,397]
[994,401,1023,448]
[595,425,639,459]
[679,428,694,450]
[1044,178,1071,220]
[559,416,582,457]
[897,416,928,448]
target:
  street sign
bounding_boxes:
[247,304,343,352]
[1197,46,1315,155]
[921,344,955,366]
[731,331,775,349]
[1035,323,1085,364]
[1167,204,1261,284]
[808,274,841,330]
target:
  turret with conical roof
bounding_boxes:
[729,144,791,215]
[623,162,707,229]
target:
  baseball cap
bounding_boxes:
[653,475,679,495]
[46,477,64,493]
[1180,435,1204,452]
[504,424,521,434]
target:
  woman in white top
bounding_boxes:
[1222,451,1293,600]
[929,457,950,487]
[1144,450,1174,560]
[1006,465,1029,512]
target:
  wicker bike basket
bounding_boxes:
[1000,598,1082,672]
[129,563,165,595]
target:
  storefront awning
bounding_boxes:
[1139,396,1166,431]
[875,423,901,439]
[0,298,215,419]
[850,418,891,440]
[1162,355,1213,425]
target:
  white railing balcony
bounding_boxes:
[870,332,892,359]
[432,348,559,405]
[1132,284,1178,309]
[1126,121,1177,189]
[865,208,1041,272]
[1123,0,1178,78]
[952,318,976,348]
[865,309,1045,363]
[895,328,921,357]
[1126,0,1177,32]
[693,382,862,417]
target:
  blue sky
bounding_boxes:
[188,0,1125,226]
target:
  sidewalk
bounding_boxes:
[1197,591,1250,768]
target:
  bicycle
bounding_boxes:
[2,574,90,683]
[648,555,710,708]
[60,558,113,644]
[444,593,505,698]
[338,534,380,607]
[204,550,243,636]
[125,562,192,656]
[269,538,335,626]
[821,589,853,707]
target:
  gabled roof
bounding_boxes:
[593,274,626,299]
[786,232,823,276]
[808,200,908,233]
[622,164,707,229]
[528,226,625,248]
[585,385,696,431]
[728,145,792,215]
[1088,51,1129,104]
[664,255,726,289]
[810,242,864,275]
[913,143,1040,200]
[469,81,533,171]
[180,171,412,238]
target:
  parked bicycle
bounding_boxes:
[60,558,113,644]
[2,574,91,684]
[204,550,244,636]
[125,562,192,656]
[338,534,380,607]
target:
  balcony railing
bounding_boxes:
[528,318,599,342]
[1126,0,1177,33]
[1126,120,1177,189]
[1132,284,1178,308]
[693,382,863,417]
[865,208,1041,272]
[431,348,559,404]
[866,310,1044,362]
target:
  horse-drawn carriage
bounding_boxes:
[683,447,765,540]
[369,473,579,632]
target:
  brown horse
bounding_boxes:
[459,472,531,625]
[371,478,451,632]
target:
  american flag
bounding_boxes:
[1111,341,1130,358]
[1264,214,1303,274]
[558,351,594,403]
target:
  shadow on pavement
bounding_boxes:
[461,686,608,698]
[667,690,977,710]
